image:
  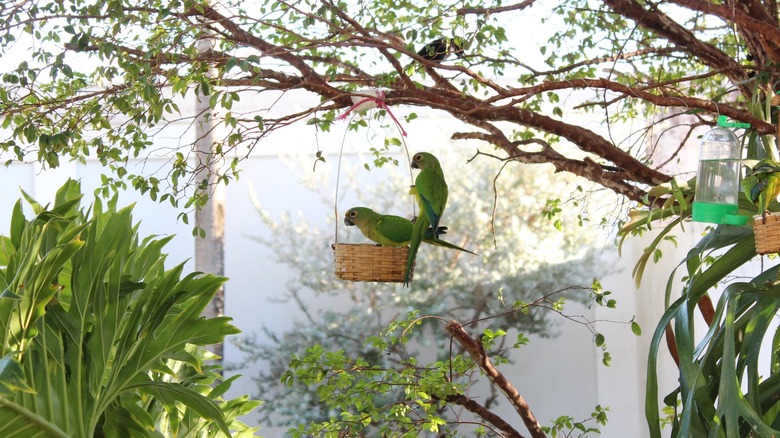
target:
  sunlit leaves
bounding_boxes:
[480,328,507,350]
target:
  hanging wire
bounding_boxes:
[333,90,415,244]
[333,114,352,245]
[399,129,415,217]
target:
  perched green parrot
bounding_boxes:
[405,152,448,286]
[344,207,476,254]
[742,158,780,222]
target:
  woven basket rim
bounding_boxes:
[333,242,413,283]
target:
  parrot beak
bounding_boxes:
[344,216,355,227]
[411,161,420,169]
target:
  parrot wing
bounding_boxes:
[741,174,760,204]
[375,215,414,246]
[415,169,448,237]
[752,178,768,206]
[418,191,442,233]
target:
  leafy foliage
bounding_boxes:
[2,0,777,211]
[5,0,780,435]
[624,117,780,436]
[0,180,260,437]
[642,223,780,437]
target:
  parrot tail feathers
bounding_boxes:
[404,244,418,287]
[431,238,477,255]
[404,217,428,287]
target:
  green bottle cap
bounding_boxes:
[717,115,750,129]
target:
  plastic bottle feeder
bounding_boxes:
[692,116,749,227]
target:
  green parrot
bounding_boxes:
[344,207,476,254]
[405,152,448,286]
[742,158,780,222]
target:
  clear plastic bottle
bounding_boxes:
[692,126,746,225]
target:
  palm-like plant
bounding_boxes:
[0,180,260,437]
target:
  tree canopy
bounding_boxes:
[2,0,777,209]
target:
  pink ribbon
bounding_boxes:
[336,89,407,137]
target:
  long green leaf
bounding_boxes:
[0,397,70,438]
[646,295,685,438]
[133,381,232,436]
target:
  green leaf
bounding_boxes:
[0,397,70,438]
[0,182,257,437]
[134,381,232,436]
[0,354,34,396]
[0,288,22,299]
[9,199,24,249]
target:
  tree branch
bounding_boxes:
[435,393,525,438]
[491,78,774,134]
[193,4,348,103]
[457,1,537,16]
[445,320,545,438]
[604,0,751,95]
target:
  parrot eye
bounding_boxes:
[414,154,423,162]
[349,210,357,217]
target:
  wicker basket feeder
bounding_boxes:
[333,243,414,283]
[753,212,780,255]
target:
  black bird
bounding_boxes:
[416,38,464,62]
